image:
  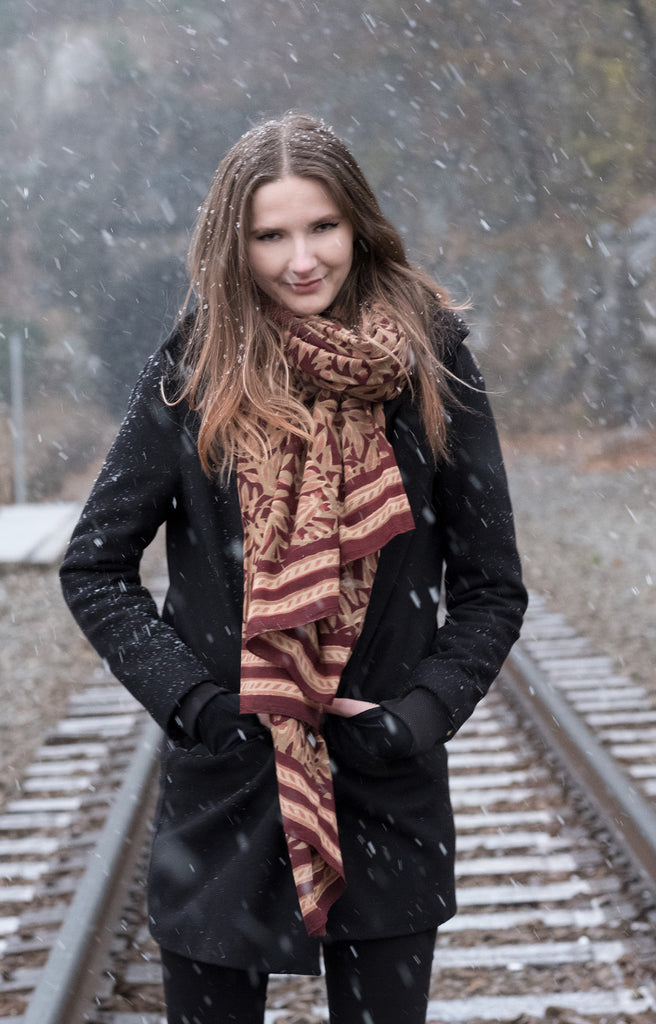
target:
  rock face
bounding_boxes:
[568,210,656,427]
[2,0,656,451]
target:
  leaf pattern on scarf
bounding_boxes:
[238,311,415,936]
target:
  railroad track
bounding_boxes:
[0,588,654,1024]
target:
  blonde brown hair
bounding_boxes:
[174,112,458,476]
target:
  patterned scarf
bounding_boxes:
[238,310,415,936]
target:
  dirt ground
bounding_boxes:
[501,425,655,692]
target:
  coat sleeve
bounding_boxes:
[390,342,527,742]
[59,345,215,734]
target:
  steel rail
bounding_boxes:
[21,715,162,1024]
[500,643,656,901]
[19,633,656,1024]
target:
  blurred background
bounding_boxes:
[1,0,656,500]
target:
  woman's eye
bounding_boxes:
[255,231,280,242]
[315,221,339,233]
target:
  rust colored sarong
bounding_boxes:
[238,310,415,935]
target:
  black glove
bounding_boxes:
[196,691,269,755]
[339,706,414,760]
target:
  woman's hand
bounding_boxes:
[327,698,379,718]
[323,699,414,763]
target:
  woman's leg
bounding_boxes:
[323,927,437,1024]
[160,946,269,1024]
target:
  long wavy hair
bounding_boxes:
[173,112,459,476]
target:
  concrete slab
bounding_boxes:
[0,502,81,566]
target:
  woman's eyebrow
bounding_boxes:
[251,212,342,235]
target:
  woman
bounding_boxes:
[60,113,527,1024]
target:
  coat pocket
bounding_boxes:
[323,714,413,779]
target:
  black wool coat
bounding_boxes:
[60,317,527,975]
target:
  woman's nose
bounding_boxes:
[289,238,318,276]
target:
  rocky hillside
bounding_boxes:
[1,0,656,497]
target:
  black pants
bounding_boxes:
[161,928,437,1024]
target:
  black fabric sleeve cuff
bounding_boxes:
[381,688,455,754]
[173,680,225,739]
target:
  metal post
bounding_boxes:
[9,331,27,504]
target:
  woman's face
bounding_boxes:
[247,175,354,316]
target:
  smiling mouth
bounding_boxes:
[288,278,324,293]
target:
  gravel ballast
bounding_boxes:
[504,428,655,693]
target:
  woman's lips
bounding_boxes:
[288,278,324,294]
